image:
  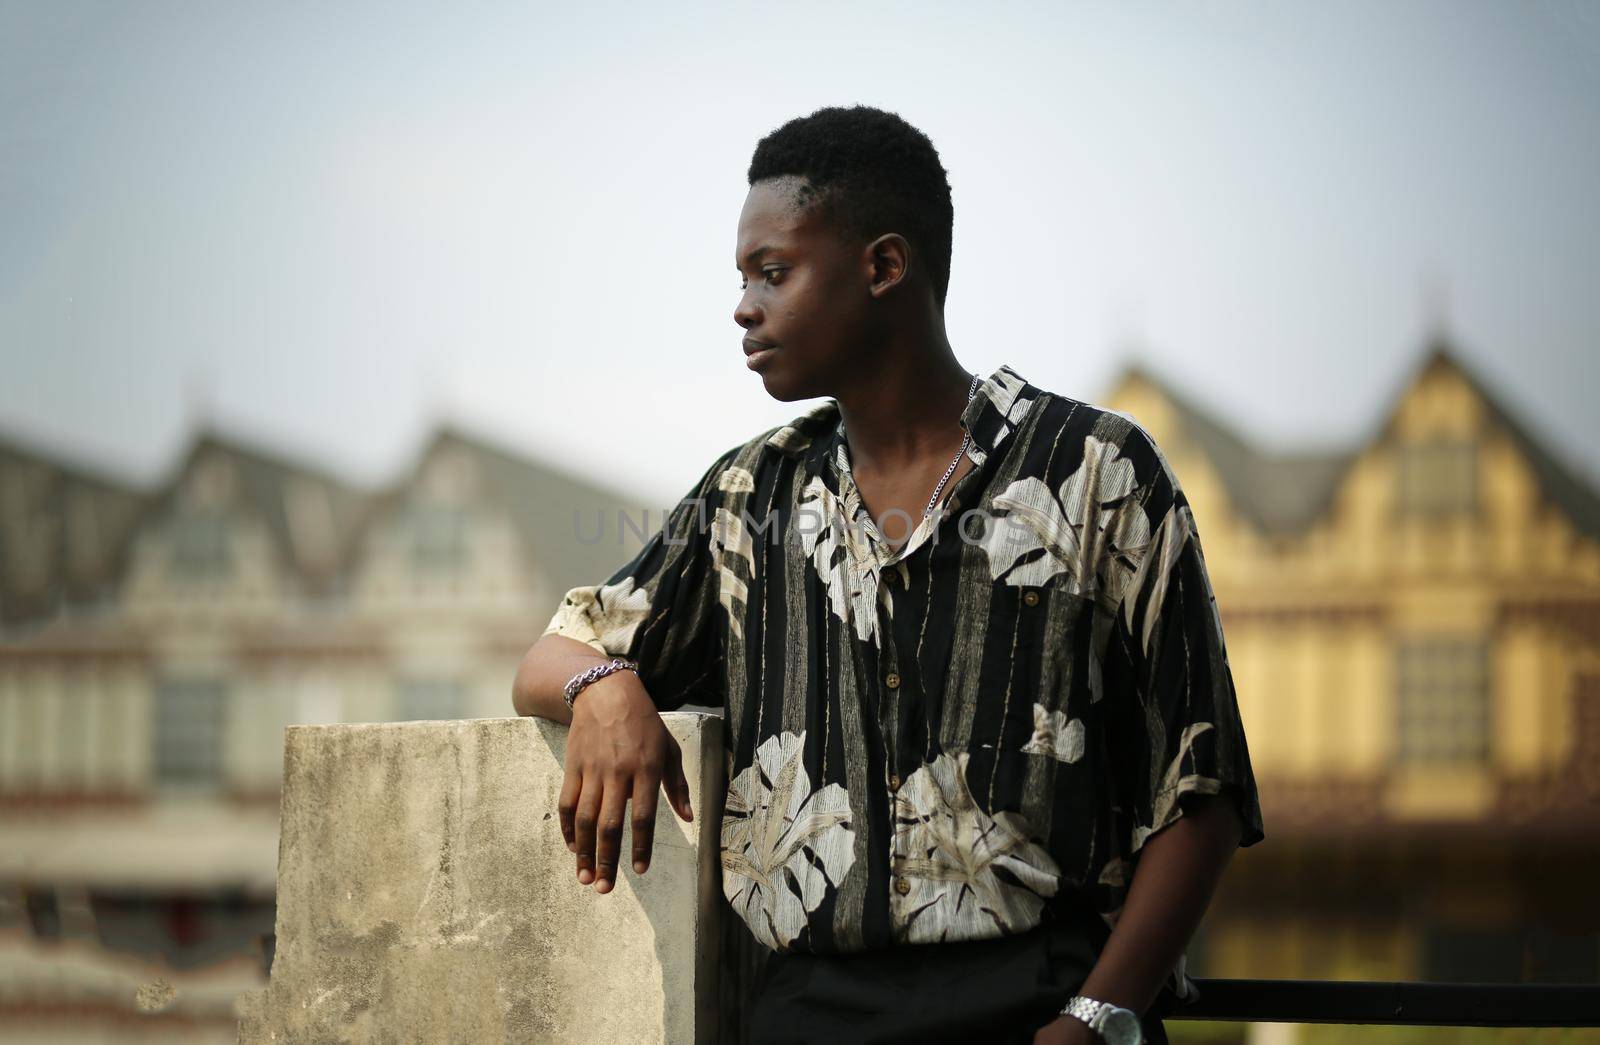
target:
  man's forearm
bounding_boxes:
[1074,793,1243,1017]
[511,633,615,724]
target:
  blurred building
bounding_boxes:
[1105,335,1600,997]
[2,333,1596,1040]
[0,423,645,1042]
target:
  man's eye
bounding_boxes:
[738,269,784,290]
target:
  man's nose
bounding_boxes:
[733,291,760,329]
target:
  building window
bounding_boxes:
[59,683,93,782]
[410,505,467,574]
[1396,640,1490,765]
[168,512,232,579]
[396,679,463,722]
[154,680,226,787]
[1397,440,1477,517]
[89,889,276,968]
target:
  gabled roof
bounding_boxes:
[0,418,657,629]
[1403,337,1600,541]
[385,423,651,597]
[1107,363,1354,536]
[148,428,373,590]
[0,432,150,625]
[1109,335,1600,541]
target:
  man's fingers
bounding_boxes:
[593,776,629,894]
[631,772,660,874]
[664,741,694,823]
[558,766,580,853]
[573,775,602,886]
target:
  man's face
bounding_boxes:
[734,177,872,401]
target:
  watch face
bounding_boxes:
[1099,1008,1143,1045]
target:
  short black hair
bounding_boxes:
[747,105,954,309]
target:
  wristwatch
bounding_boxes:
[1060,995,1144,1045]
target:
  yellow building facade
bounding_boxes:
[1105,337,1600,992]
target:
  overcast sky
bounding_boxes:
[2,0,1597,506]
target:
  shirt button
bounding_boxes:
[888,773,901,793]
[894,876,911,896]
[1023,590,1040,607]
[885,672,901,689]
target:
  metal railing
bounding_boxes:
[1181,978,1600,1027]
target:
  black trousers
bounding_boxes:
[745,902,1174,1045]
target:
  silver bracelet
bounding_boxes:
[562,657,639,711]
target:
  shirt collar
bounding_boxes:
[764,363,1041,470]
[763,399,840,458]
[957,363,1039,467]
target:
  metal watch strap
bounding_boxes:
[562,657,639,711]
[1061,994,1144,1045]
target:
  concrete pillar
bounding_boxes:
[238,712,726,1044]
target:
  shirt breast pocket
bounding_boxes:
[969,579,1075,843]
[1004,576,1105,730]
[979,580,1052,747]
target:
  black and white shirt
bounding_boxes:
[543,363,1265,1001]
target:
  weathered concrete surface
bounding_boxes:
[237,713,725,1044]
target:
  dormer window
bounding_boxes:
[1397,439,1478,517]
[169,510,232,579]
[410,504,467,574]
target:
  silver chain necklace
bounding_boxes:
[924,372,981,518]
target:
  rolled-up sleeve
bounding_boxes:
[1104,431,1265,858]
[542,447,740,712]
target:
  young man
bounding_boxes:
[512,105,1264,1045]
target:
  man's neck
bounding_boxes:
[833,339,974,476]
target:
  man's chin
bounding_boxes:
[754,368,817,403]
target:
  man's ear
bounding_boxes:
[865,233,911,299]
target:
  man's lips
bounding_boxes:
[743,339,778,371]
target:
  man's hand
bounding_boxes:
[557,671,694,894]
[1032,1014,1098,1045]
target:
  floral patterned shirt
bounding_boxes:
[543,363,1265,1001]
